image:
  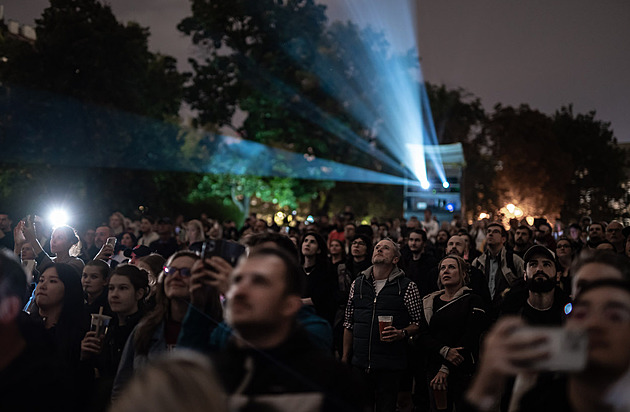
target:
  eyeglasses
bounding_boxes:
[351,241,366,246]
[556,244,572,249]
[163,266,192,277]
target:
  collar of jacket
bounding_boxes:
[360,265,405,283]
[422,286,472,324]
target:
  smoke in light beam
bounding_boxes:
[0,84,419,187]
[295,0,450,188]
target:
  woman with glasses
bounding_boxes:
[112,251,222,400]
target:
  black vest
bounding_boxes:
[351,273,411,371]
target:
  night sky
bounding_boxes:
[3,0,629,142]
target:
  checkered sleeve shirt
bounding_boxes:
[343,278,423,330]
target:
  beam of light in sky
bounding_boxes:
[0,83,417,186]
[288,0,450,188]
[233,53,408,176]
[1,0,453,192]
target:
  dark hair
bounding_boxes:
[487,222,507,237]
[299,233,329,267]
[248,247,305,297]
[137,254,166,277]
[84,259,111,280]
[569,223,581,231]
[33,263,87,360]
[517,225,533,238]
[574,278,630,303]
[35,263,85,322]
[141,215,155,225]
[571,249,630,293]
[410,228,428,242]
[122,232,138,246]
[328,238,346,261]
[244,232,298,258]
[112,264,149,293]
[460,232,474,249]
[556,235,574,247]
[0,250,28,305]
[53,225,80,246]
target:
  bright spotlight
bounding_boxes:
[445,203,455,212]
[49,209,69,227]
[420,181,430,190]
[442,182,450,189]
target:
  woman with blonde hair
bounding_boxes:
[185,219,206,250]
[110,351,226,412]
[420,254,487,412]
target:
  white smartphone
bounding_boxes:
[512,327,588,372]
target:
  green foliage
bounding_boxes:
[425,83,486,145]
[0,0,184,120]
[426,83,627,222]
[188,174,335,219]
[553,106,627,221]
[483,104,573,218]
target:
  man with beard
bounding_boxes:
[513,225,533,259]
[501,245,569,326]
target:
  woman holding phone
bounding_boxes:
[18,218,84,274]
[112,251,222,399]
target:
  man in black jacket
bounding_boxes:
[216,247,367,412]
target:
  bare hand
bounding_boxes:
[13,221,26,247]
[467,317,550,399]
[94,244,114,261]
[80,331,103,360]
[21,219,37,244]
[446,347,465,366]
[381,326,405,342]
[189,256,231,308]
[430,371,448,391]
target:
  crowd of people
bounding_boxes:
[1,208,630,412]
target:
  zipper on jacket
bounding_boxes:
[367,294,377,373]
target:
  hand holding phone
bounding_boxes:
[510,326,588,372]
